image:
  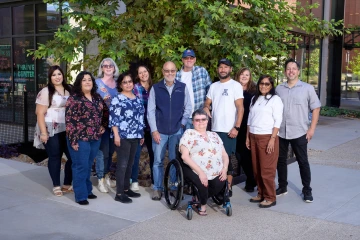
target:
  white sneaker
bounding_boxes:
[105,174,116,188]
[130,182,139,191]
[98,178,108,193]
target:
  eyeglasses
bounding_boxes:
[193,118,208,123]
[163,69,176,74]
[102,65,114,69]
[122,80,133,85]
[183,56,195,60]
[259,82,271,87]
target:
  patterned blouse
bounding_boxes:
[34,87,69,149]
[133,83,150,131]
[65,93,109,145]
[109,93,145,139]
[179,129,224,180]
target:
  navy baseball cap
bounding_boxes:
[218,58,232,67]
[182,49,196,58]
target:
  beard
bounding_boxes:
[218,72,231,79]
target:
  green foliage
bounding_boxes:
[321,106,360,119]
[348,50,360,77]
[31,0,343,81]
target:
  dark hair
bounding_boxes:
[116,71,133,92]
[136,65,153,88]
[250,75,276,107]
[284,58,300,71]
[47,65,71,107]
[72,71,98,96]
[192,109,209,120]
[234,67,256,94]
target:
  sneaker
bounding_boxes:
[88,194,97,199]
[98,178,108,193]
[130,182,140,191]
[276,187,288,196]
[259,200,276,208]
[115,194,132,203]
[125,189,141,198]
[151,190,162,201]
[105,174,116,188]
[77,200,89,205]
[303,190,313,203]
[249,195,263,203]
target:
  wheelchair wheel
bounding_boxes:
[164,159,184,210]
[186,208,193,220]
[226,204,232,216]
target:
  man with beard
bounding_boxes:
[203,58,244,197]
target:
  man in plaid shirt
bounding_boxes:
[175,49,212,129]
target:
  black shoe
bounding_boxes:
[88,194,97,199]
[276,187,288,196]
[229,189,233,198]
[77,200,89,205]
[125,189,141,198]
[115,194,133,203]
[303,190,313,203]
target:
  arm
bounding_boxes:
[112,126,121,147]
[181,86,192,126]
[180,145,208,187]
[203,97,212,118]
[266,127,280,154]
[246,125,250,150]
[306,107,320,142]
[219,146,229,181]
[35,104,49,144]
[100,98,109,134]
[147,87,161,144]
[228,98,244,138]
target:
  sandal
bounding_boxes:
[61,185,73,193]
[198,209,207,216]
[53,187,63,197]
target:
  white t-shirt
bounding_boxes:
[181,70,195,114]
[206,79,243,132]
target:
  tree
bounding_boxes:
[31,0,342,81]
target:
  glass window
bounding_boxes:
[36,3,61,33]
[13,37,35,92]
[36,36,55,90]
[0,8,11,36]
[13,5,34,35]
[0,38,12,99]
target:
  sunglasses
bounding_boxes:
[122,80,133,85]
[193,118,208,123]
[163,69,176,74]
[102,64,114,69]
[259,82,271,87]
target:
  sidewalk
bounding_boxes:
[1,116,360,240]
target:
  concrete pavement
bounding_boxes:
[1,116,360,240]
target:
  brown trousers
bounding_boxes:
[249,133,279,202]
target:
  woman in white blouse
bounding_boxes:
[246,75,283,208]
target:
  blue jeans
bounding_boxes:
[152,128,182,191]
[184,118,193,130]
[95,128,114,179]
[67,138,101,202]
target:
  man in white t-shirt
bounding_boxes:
[175,49,212,129]
[203,58,244,196]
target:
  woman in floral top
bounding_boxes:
[34,65,73,197]
[179,109,229,215]
[65,71,109,205]
[109,72,145,204]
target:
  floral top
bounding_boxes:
[65,93,109,145]
[179,129,224,180]
[34,87,69,149]
[109,93,145,139]
[96,78,118,108]
[133,83,150,131]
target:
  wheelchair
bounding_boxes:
[163,154,232,220]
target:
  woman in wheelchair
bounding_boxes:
[179,109,229,216]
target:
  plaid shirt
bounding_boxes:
[175,65,212,112]
[133,83,150,131]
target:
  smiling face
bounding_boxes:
[101,60,115,77]
[162,62,177,83]
[239,70,251,89]
[259,77,272,96]
[192,113,208,131]
[51,69,63,87]
[182,56,196,71]
[285,62,300,82]
[217,64,232,80]
[121,75,134,93]
[81,74,93,94]
[138,66,149,83]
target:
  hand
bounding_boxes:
[203,107,212,118]
[219,167,227,181]
[40,134,49,145]
[198,172,208,187]
[228,128,238,138]
[114,135,121,147]
[140,138,144,146]
[306,128,315,142]
[72,143,79,151]
[99,126,105,134]
[152,131,161,144]
[246,137,250,150]
[266,138,275,154]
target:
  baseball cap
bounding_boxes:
[182,49,196,58]
[217,58,232,67]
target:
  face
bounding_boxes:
[217,64,232,80]
[181,56,196,70]
[51,69,63,86]
[121,75,133,92]
[81,74,93,93]
[192,114,208,130]
[101,60,115,76]
[138,66,149,82]
[259,78,272,96]
[285,62,300,81]
[162,62,177,82]
[239,70,250,87]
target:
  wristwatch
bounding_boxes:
[234,126,241,131]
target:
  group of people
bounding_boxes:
[34,49,321,212]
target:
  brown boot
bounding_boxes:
[259,199,276,208]
[249,195,263,203]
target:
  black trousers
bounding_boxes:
[182,164,225,205]
[277,134,312,192]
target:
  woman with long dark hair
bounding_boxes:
[246,75,283,208]
[34,65,73,197]
[66,71,109,205]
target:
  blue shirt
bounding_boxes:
[95,79,118,108]
[109,93,145,139]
